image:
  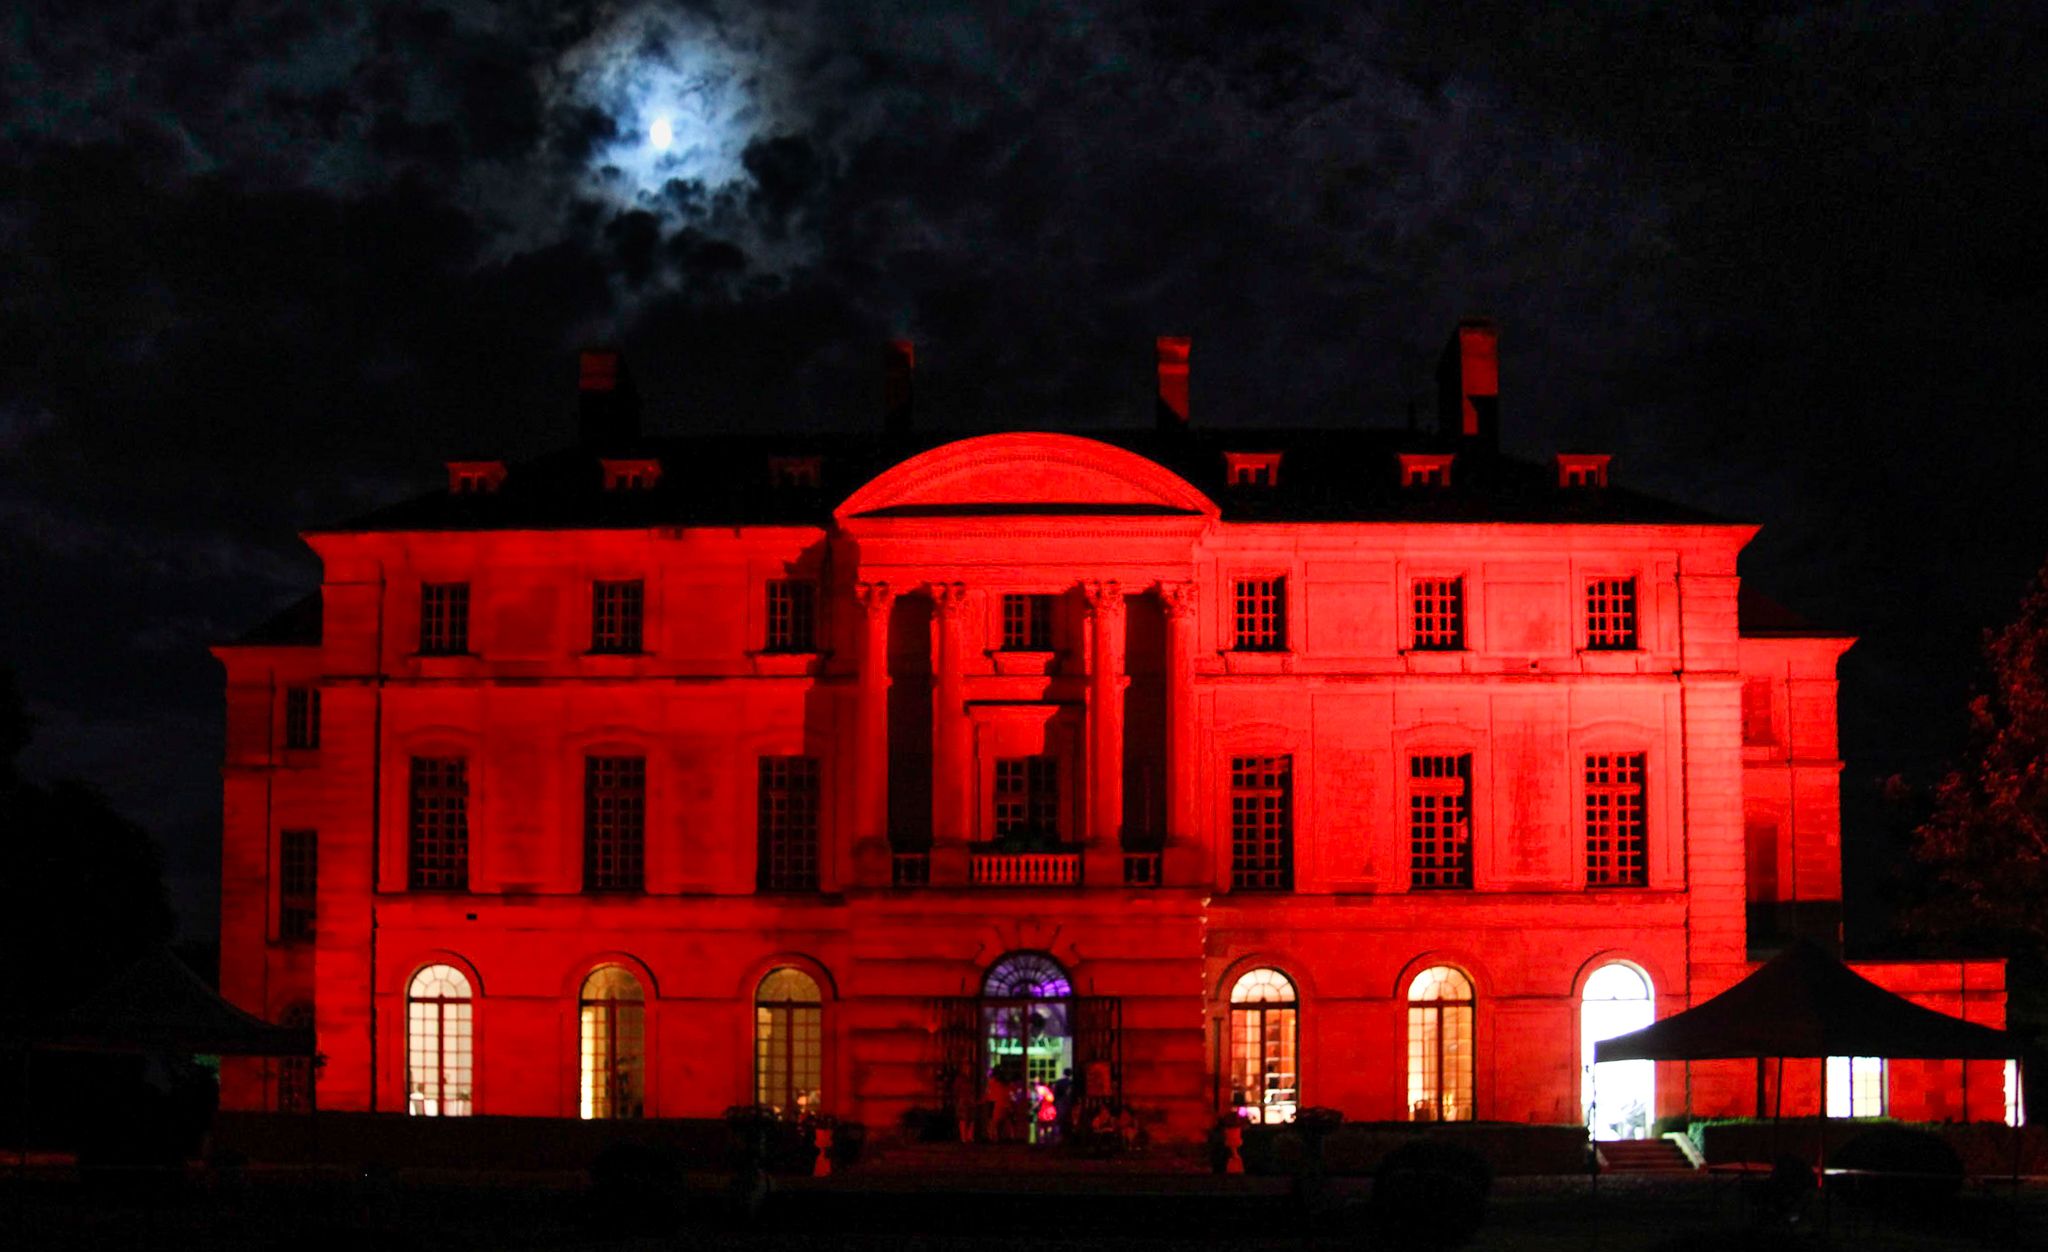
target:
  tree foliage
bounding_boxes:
[1907,559,2048,956]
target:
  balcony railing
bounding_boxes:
[969,848,1083,887]
[891,851,931,887]
[1122,851,1163,886]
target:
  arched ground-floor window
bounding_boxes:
[407,964,472,1116]
[580,965,645,1119]
[755,968,822,1114]
[1227,968,1298,1124]
[1407,965,1473,1122]
[1581,962,1655,1139]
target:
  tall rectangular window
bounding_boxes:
[994,756,1060,840]
[1232,578,1286,652]
[584,756,646,891]
[758,756,820,891]
[1000,594,1054,650]
[278,829,317,942]
[766,580,817,652]
[591,580,644,653]
[1408,755,1473,889]
[284,687,320,750]
[1826,1056,1886,1117]
[1585,578,1637,650]
[1230,755,1293,890]
[1411,578,1465,651]
[1742,677,1776,745]
[419,583,470,655]
[407,757,469,890]
[1585,753,1647,887]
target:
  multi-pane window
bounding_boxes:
[278,828,317,942]
[579,966,646,1120]
[284,687,320,750]
[407,757,469,891]
[994,756,1061,840]
[1232,578,1286,651]
[1000,594,1054,650]
[1826,1056,1886,1118]
[419,582,470,655]
[1230,755,1293,890]
[756,968,823,1115]
[1585,753,1648,887]
[584,756,646,892]
[766,580,817,651]
[590,580,644,653]
[758,756,821,891]
[1227,968,1299,1125]
[275,1002,315,1113]
[1411,578,1465,650]
[407,964,472,1116]
[1408,966,1475,1122]
[1408,755,1472,889]
[1585,578,1637,650]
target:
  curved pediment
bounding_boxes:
[835,433,1218,521]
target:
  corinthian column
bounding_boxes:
[854,582,895,861]
[1159,582,1198,859]
[930,582,973,884]
[1082,581,1126,883]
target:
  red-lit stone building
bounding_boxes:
[216,325,2010,1141]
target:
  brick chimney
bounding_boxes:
[1155,336,1191,430]
[577,348,639,449]
[883,339,915,434]
[1435,318,1499,449]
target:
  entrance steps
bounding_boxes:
[1597,1136,1697,1174]
[861,1139,1208,1177]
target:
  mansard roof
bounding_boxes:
[312,426,1732,535]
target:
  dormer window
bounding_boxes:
[1400,452,1454,488]
[769,455,823,488]
[1224,451,1284,488]
[446,461,506,495]
[601,458,662,491]
[1557,453,1612,489]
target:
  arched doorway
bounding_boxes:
[1226,968,1299,1124]
[981,953,1073,1101]
[579,965,645,1120]
[755,967,824,1115]
[1582,962,1655,1140]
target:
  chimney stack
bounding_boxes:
[577,348,640,449]
[883,339,915,433]
[1155,335,1191,430]
[1435,318,1499,449]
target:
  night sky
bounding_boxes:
[3,2,2043,943]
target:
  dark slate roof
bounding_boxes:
[233,589,321,646]
[312,428,1734,534]
[1739,585,1849,638]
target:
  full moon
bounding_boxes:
[649,116,673,151]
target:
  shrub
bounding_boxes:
[1374,1138,1494,1199]
[1372,1167,1484,1249]
[1830,1124,1963,1213]
[827,1120,867,1169]
[586,1142,683,1236]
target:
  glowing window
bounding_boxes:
[1826,1056,1886,1118]
[1232,578,1286,651]
[982,952,1072,999]
[407,757,469,891]
[278,828,317,942]
[1411,578,1465,651]
[755,968,822,1115]
[1001,594,1054,650]
[758,756,821,891]
[407,964,473,1117]
[1408,755,1472,890]
[766,580,817,652]
[1407,966,1474,1122]
[284,686,320,750]
[591,580,644,653]
[580,966,646,1120]
[1228,968,1299,1124]
[1585,578,1637,650]
[275,1002,314,1113]
[2006,1059,2025,1127]
[1585,754,1648,887]
[1229,756,1293,891]
[418,582,470,655]
[584,756,646,892]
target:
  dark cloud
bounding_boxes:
[1,1,2043,941]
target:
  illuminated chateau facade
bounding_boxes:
[216,326,2009,1140]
